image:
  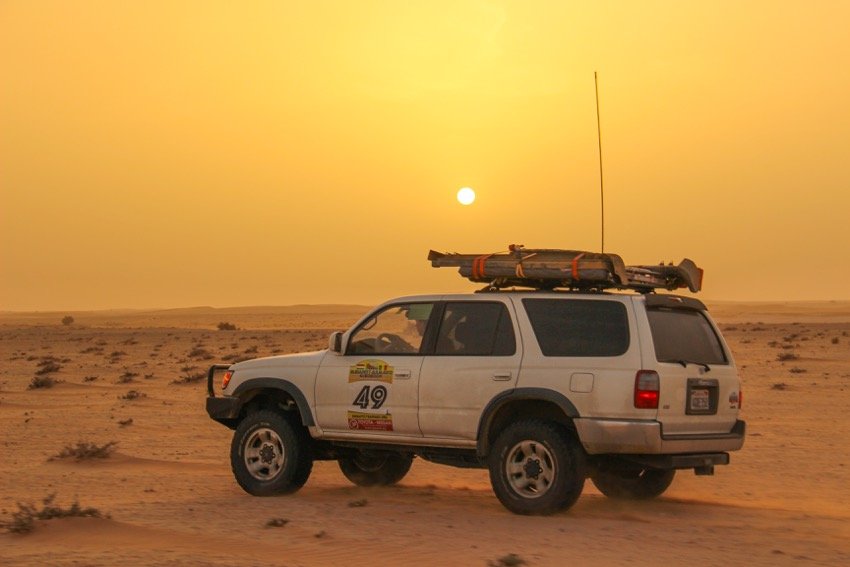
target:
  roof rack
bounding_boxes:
[428,244,703,293]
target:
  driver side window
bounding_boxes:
[347,303,434,355]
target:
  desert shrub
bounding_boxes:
[170,371,205,385]
[217,321,238,331]
[777,352,799,361]
[771,383,788,390]
[833,337,840,344]
[119,390,145,401]
[83,375,98,382]
[266,518,289,528]
[28,376,59,389]
[1,494,106,534]
[244,345,258,354]
[489,554,527,567]
[61,316,74,326]
[118,418,134,427]
[789,367,807,374]
[187,347,213,360]
[35,362,61,375]
[51,441,117,461]
[116,370,138,384]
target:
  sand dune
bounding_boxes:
[1,304,849,566]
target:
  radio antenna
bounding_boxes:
[594,71,605,253]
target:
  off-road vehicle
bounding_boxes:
[205,247,744,515]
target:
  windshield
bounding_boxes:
[646,307,727,365]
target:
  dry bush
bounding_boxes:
[489,554,527,567]
[1,494,106,534]
[50,441,117,461]
[217,322,238,331]
[833,337,840,344]
[771,383,788,391]
[119,390,146,401]
[118,418,134,427]
[188,347,213,360]
[170,371,205,385]
[83,375,98,382]
[35,362,61,375]
[777,352,799,361]
[61,316,74,326]
[266,518,289,528]
[789,367,807,374]
[116,370,138,384]
[28,375,60,390]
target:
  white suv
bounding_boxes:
[206,291,744,515]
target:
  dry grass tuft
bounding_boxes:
[50,441,118,461]
[777,352,799,362]
[1,494,107,534]
[489,554,527,567]
[217,322,238,331]
[28,375,60,390]
[119,390,146,401]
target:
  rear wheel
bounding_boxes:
[230,410,313,496]
[338,452,413,487]
[591,468,675,500]
[488,420,586,515]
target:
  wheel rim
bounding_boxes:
[505,440,556,499]
[244,427,285,481]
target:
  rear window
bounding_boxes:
[435,302,516,356]
[646,307,727,365]
[523,299,629,357]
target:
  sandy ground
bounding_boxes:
[1,302,849,566]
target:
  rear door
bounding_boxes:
[418,299,521,440]
[637,296,740,435]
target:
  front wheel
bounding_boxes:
[230,410,313,496]
[590,468,675,500]
[488,420,586,515]
[338,452,413,486]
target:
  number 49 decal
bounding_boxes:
[353,385,387,410]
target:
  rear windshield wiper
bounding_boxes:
[673,360,711,372]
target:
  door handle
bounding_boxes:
[395,370,411,379]
[493,372,512,381]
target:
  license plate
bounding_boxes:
[690,388,710,411]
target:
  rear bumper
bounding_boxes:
[574,418,746,455]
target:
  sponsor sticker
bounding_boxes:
[349,359,394,383]
[347,411,394,431]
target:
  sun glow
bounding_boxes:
[457,187,476,205]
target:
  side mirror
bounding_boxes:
[328,331,343,354]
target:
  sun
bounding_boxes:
[457,187,476,205]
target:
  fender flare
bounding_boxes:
[232,377,315,426]
[476,388,580,456]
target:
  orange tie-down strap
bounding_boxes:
[571,253,585,280]
[515,253,538,278]
[472,254,495,279]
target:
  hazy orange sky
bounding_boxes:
[2,1,849,310]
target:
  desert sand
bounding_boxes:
[1,302,849,566]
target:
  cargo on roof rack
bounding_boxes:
[428,244,703,293]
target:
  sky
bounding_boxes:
[2,0,849,311]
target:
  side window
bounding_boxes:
[434,302,516,356]
[348,303,434,355]
[523,299,629,357]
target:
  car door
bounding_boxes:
[418,300,521,440]
[315,302,436,437]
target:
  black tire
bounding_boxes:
[230,410,313,496]
[488,420,586,515]
[590,468,675,500]
[338,452,413,487]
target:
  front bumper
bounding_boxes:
[206,396,241,421]
[574,418,746,455]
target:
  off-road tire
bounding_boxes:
[590,468,675,500]
[488,420,586,515]
[338,452,414,487]
[230,410,313,496]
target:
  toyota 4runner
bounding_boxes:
[205,289,744,515]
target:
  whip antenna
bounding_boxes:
[594,71,605,253]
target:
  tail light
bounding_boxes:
[634,370,660,409]
[221,370,234,391]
